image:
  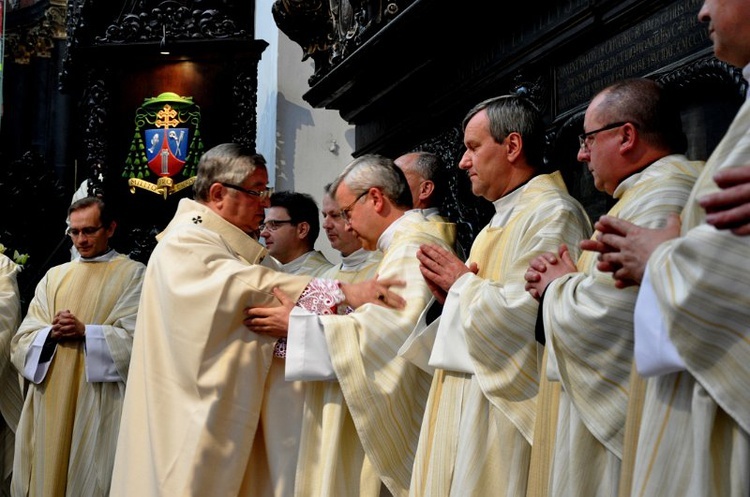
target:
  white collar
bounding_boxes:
[279,251,316,273]
[340,248,373,271]
[489,187,523,228]
[76,248,118,263]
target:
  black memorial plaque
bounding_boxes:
[555,0,710,113]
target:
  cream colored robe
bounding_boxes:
[264,247,335,497]
[294,250,384,497]
[316,212,456,497]
[10,253,145,497]
[541,156,702,497]
[110,199,314,497]
[279,251,334,277]
[410,172,591,497]
[0,255,21,496]
[629,100,750,497]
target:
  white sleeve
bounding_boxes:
[22,327,54,384]
[285,307,337,381]
[428,273,475,374]
[398,298,438,374]
[634,265,687,377]
[84,325,123,382]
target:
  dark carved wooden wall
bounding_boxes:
[1,0,265,305]
[275,0,746,249]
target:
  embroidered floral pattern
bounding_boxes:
[273,279,345,358]
[297,278,344,315]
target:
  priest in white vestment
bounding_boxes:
[261,191,333,277]
[525,79,702,497]
[291,186,384,496]
[401,95,591,497]
[583,3,750,494]
[0,254,22,496]
[11,197,145,497]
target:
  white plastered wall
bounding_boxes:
[256,1,356,264]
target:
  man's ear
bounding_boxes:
[619,122,638,153]
[419,180,435,202]
[297,221,310,240]
[105,220,117,238]
[506,132,523,163]
[208,183,226,204]
[370,187,386,213]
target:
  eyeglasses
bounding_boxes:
[67,225,104,238]
[220,182,273,199]
[259,220,294,232]
[340,190,369,223]
[578,122,630,151]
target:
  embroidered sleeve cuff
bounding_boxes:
[296,278,344,315]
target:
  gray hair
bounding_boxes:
[463,94,545,168]
[193,143,267,202]
[410,152,446,206]
[330,154,412,209]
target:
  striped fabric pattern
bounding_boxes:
[411,172,591,497]
[0,255,21,495]
[631,100,750,497]
[295,252,383,497]
[320,212,456,497]
[295,251,335,277]
[10,255,144,497]
[543,155,702,496]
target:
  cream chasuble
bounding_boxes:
[629,100,750,497]
[111,199,315,497]
[294,251,384,497]
[0,255,21,495]
[280,251,334,277]
[410,172,591,497]
[541,155,701,497]
[317,212,455,497]
[260,249,334,497]
[10,253,144,497]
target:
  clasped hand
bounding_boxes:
[51,310,85,340]
[417,243,477,304]
[524,244,577,300]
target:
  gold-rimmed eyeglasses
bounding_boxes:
[340,190,369,223]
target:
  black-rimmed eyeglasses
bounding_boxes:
[220,182,273,199]
[578,122,631,151]
[259,220,294,232]
[340,190,369,223]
